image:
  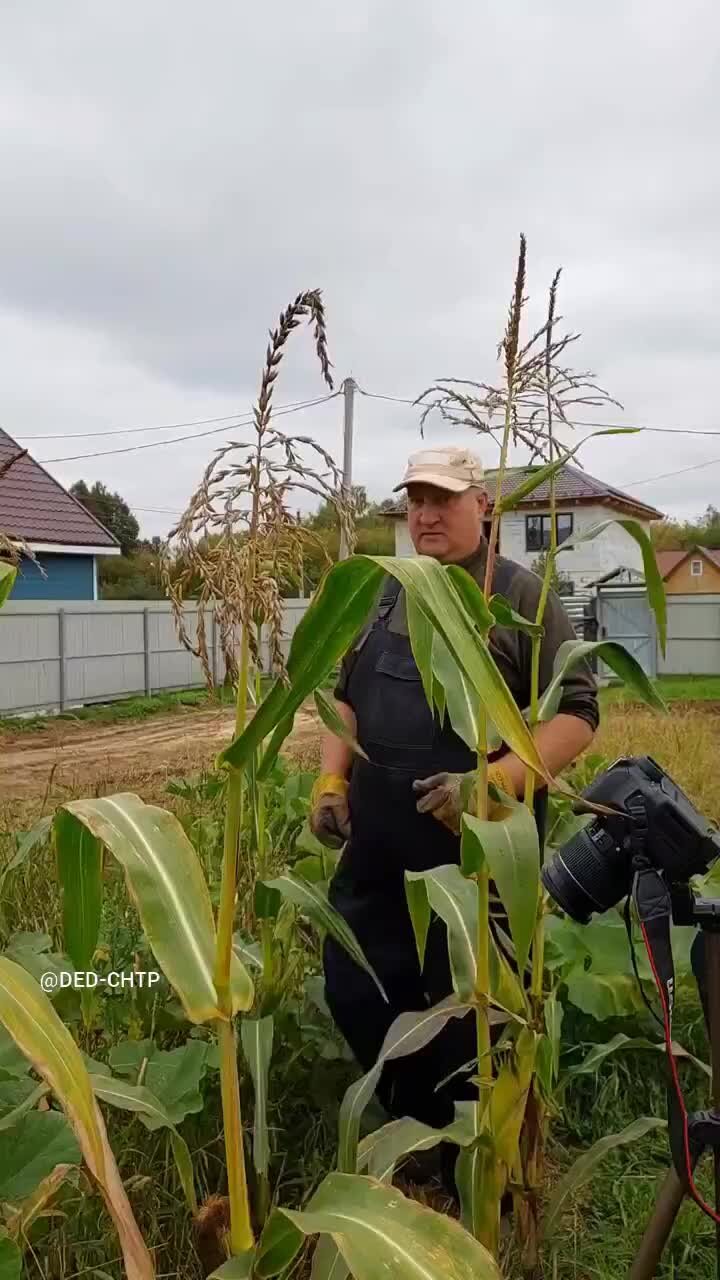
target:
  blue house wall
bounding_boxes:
[10,552,95,600]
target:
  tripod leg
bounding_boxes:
[629,1167,686,1280]
[704,931,720,1279]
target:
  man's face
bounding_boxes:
[407,484,488,562]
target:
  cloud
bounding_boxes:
[0,0,718,536]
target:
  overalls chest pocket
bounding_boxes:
[357,648,436,754]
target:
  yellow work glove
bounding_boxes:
[412,763,515,836]
[310,773,352,849]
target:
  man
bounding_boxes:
[310,446,598,1143]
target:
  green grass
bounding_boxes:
[0,672,338,734]
[0,686,233,733]
[601,674,720,705]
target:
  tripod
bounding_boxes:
[630,900,720,1279]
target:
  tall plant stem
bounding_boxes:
[525,269,560,1003]
[212,626,254,1257]
[483,397,513,599]
[218,1017,254,1254]
[215,626,251,1007]
[254,660,275,997]
[484,232,526,597]
[475,704,492,1116]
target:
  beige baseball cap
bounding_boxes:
[393,446,485,494]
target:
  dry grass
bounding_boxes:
[595,702,720,822]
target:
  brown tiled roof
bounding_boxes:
[657,546,720,579]
[0,428,119,548]
[387,463,664,521]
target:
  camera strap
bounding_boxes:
[632,865,675,1024]
[632,866,720,1224]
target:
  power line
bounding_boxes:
[13,396,329,440]
[627,456,720,487]
[357,387,720,437]
[37,394,339,464]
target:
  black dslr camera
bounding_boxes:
[542,756,720,923]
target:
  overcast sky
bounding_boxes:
[1,1,719,539]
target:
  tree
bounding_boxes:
[530,550,573,594]
[70,480,139,555]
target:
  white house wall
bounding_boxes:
[393,503,647,585]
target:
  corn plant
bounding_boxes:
[0,308,505,1279]
[255,244,668,1273]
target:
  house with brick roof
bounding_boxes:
[387,462,664,589]
[0,428,120,599]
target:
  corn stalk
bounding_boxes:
[162,290,354,1256]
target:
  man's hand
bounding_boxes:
[413,764,515,836]
[310,774,352,849]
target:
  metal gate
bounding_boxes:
[595,587,656,679]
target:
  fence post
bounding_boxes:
[58,609,66,712]
[143,608,152,697]
[211,609,218,687]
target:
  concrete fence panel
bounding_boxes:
[0,598,312,716]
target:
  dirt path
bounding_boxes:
[1,704,321,802]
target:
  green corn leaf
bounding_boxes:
[445,564,495,632]
[488,1027,537,1169]
[560,1032,710,1087]
[220,558,385,775]
[455,1132,500,1244]
[404,876,431,970]
[262,874,386,1001]
[0,817,52,897]
[337,999,473,1175]
[310,1235,350,1280]
[54,810,104,974]
[240,1016,274,1179]
[313,691,368,760]
[405,865,477,999]
[0,563,16,608]
[461,807,540,976]
[337,1064,383,1175]
[556,517,667,654]
[0,1235,21,1280]
[431,632,502,753]
[357,1103,476,1183]
[497,429,640,512]
[90,1073,197,1212]
[56,794,254,1023]
[207,1253,255,1279]
[406,592,436,713]
[361,557,555,784]
[538,638,666,719]
[279,1172,502,1279]
[254,1208,304,1278]
[544,993,563,1083]
[489,594,544,636]
[543,1116,666,1238]
[0,959,154,1279]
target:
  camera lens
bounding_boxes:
[541,821,631,924]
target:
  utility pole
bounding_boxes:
[339,377,356,560]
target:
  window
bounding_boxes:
[525,513,574,552]
[691,558,703,577]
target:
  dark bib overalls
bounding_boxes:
[323,570,546,1129]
